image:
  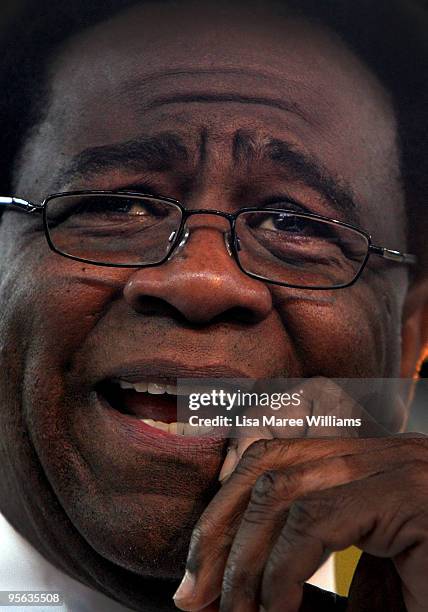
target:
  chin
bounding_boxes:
[83,493,210,579]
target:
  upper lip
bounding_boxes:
[96,358,255,386]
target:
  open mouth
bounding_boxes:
[98,378,198,436]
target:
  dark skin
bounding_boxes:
[0,2,427,611]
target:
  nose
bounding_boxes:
[123,225,272,324]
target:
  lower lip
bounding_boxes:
[97,392,228,449]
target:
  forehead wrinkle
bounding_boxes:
[143,92,308,122]
[198,127,209,169]
[119,68,311,118]
[113,68,317,128]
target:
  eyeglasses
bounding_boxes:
[0,190,417,290]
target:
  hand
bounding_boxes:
[173,392,428,612]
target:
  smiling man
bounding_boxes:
[0,0,427,611]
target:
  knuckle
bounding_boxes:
[245,471,286,525]
[287,497,328,533]
[274,525,302,556]
[392,435,428,455]
[187,515,235,569]
[326,453,357,481]
[221,568,239,595]
[399,460,428,491]
[241,438,283,461]
[185,522,210,571]
[190,515,216,544]
[250,468,300,506]
[220,570,259,612]
[251,470,278,502]
[222,564,259,598]
[263,542,288,588]
[239,439,309,476]
[192,512,239,544]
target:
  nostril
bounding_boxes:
[123,228,272,324]
[210,305,261,325]
[129,296,189,323]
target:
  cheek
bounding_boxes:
[272,278,402,377]
[0,236,126,452]
[5,263,123,370]
[0,218,121,364]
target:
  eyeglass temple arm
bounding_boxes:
[370,244,417,265]
[0,196,42,213]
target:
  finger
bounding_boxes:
[219,436,273,484]
[218,463,345,612]
[173,436,411,610]
[218,377,389,483]
[260,462,428,612]
[218,441,428,612]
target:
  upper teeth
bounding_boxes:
[117,380,178,395]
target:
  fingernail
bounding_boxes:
[218,446,239,482]
[236,436,262,457]
[173,570,196,608]
[219,437,263,483]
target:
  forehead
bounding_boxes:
[18,0,403,239]
[50,1,394,145]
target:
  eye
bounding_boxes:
[246,209,322,238]
[45,194,175,231]
[241,208,338,249]
[76,197,166,217]
[258,213,310,234]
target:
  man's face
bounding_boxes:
[0,1,412,607]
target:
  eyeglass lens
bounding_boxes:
[46,194,182,266]
[45,194,369,287]
[235,210,369,288]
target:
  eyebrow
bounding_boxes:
[56,132,189,187]
[56,129,360,222]
[233,130,360,220]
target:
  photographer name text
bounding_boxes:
[188,415,362,428]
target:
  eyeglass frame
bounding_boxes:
[0,190,418,290]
